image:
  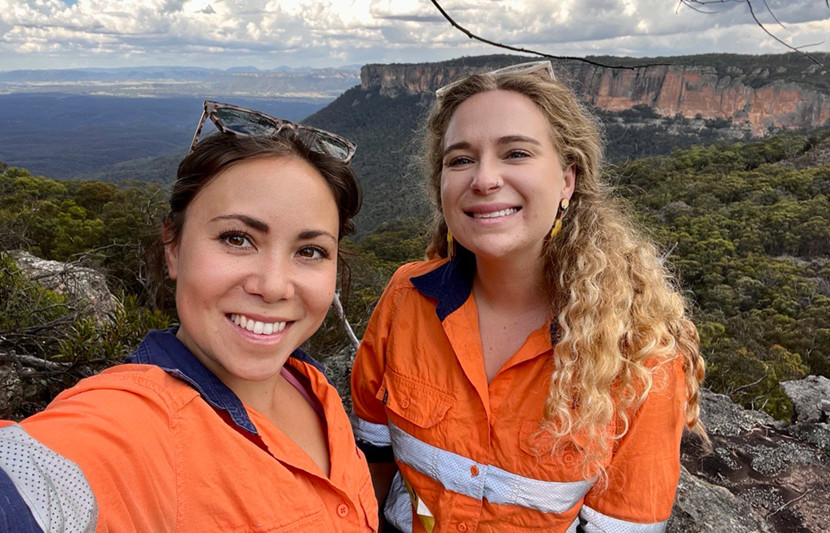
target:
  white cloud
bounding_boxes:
[0,0,828,70]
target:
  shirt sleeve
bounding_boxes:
[580,356,687,532]
[350,269,407,459]
[1,376,178,532]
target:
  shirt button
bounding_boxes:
[470,465,479,477]
[337,503,349,517]
[563,451,575,464]
[400,398,410,408]
[457,522,468,532]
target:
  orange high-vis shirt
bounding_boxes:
[0,329,378,532]
[351,256,687,533]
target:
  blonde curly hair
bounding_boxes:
[422,65,707,481]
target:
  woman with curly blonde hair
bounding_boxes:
[351,60,706,533]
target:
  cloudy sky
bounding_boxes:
[0,0,828,71]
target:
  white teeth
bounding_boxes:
[231,314,286,335]
[472,208,518,219]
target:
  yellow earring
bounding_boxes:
[550,198,570,238]
[447,229,455,259]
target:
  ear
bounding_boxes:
[162,224,179,281]
[561,164,576,200]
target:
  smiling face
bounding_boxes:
[164,156,339,389]
[441,89,575,262]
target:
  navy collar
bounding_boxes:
[410,248,476,322]
[125,328,326,435]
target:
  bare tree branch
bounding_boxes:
[0,350,65,371]
[765,488,813,520]
[678,0,828,68]
[726,373,767,395]
[760,0,784,28]
[332,291,360,356]
[429,0,670,70]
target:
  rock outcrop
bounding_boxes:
[669,466,768,532]
[361,55,830,136]
[781,375,830,424]
[0,251,121,418]
[10,250,118,323]
[678,387,830,532]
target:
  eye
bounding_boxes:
[297,245,330,260]
[446,155,474,167]
[219,231,253,249]
[506,149,531,159]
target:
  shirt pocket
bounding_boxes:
[519,418,615,479]
[378,369,453,430]
[518,419,583,472]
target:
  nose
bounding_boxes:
[470,156,503,194]
[242,255,295,302]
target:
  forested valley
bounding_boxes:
[2,129,829,420]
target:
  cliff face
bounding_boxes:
[361,61,830,136]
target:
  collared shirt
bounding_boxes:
[351,253,686,533]
[0,328,378,532]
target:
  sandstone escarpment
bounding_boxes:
[361,55,830,136]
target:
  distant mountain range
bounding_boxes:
[0,66,360,99]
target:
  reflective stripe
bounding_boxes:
[350,415,392,447]
[389,422,594,514]
[384,472,413,533]
[0,425,97,533]
[580,505,667,533]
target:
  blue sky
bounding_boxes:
[1,0,828,71]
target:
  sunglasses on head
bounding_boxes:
[190,100,357,164]
[435,60,556,99]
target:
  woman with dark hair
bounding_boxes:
[351,62,707,532]
[0,102,378,532]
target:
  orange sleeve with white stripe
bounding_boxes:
[18,377,178,531]
[581,356,687,529]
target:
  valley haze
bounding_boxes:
[0,66,360,99]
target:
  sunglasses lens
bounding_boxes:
[314,133,352,161]
[200,101,355,163]
[214,107,278,137]
[289,129,350,161]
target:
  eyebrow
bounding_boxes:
[442,135,543,158]
[498,135,542,146]
[443,141,471,158]
[210,215,338,243]
[210,214,269,232]
[299,229,338,243]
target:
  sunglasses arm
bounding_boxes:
[189,109,209,153]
